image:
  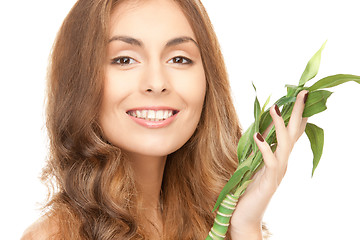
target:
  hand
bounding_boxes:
[230,90,309,239]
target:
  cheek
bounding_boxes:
[101,66,143,115]
[169,66,206,144]
[171,67,207,111]
[103,68,138,99]
[99,70,135,139]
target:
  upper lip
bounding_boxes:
[126,106,180,113]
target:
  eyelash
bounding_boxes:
[110,56,193,66]
[111,56,137,65]
[168,56,193,65]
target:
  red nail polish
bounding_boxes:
[274,104,281,117]
[304,92,309,104]
[256,132,264,142]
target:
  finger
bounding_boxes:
[253,132,277,170]
[288,90,308,139]
[254,132,283,188]
[295,117,308,141]
[300,117,308,133]
[269,104,288,149]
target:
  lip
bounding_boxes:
[126,106,180,129]
[126,106,179,111]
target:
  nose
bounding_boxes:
[141,63,169,95]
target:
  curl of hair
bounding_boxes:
[42,0,268,239]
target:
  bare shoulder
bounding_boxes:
[21,215,59,240]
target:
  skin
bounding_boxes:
[230,90,308,239]
[99,0,206,236]
[22,0,308,239]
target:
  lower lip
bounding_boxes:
[128,113,178,129]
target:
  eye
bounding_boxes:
[168,56,193,65]
[111,56,137,65]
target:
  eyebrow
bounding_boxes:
[108,35,199,49]
[108,36,143,46]
[165,36,199,49]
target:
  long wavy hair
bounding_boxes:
[42,0,244,239]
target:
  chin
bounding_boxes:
[132,141,184,158]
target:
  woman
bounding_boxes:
[22,0,308,239]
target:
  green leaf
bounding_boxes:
[308,74,360,91]
[275,96,296,107]
[299,41,327,86]
[286,84,299,97]
[303,90,333,117]
[254,96,261,132]
[281,104,295,123]
[259,109,272,134]
[305,123,324,176]
[233,180,253,197]
[253,84,261,153]
[261,94,271,114]
[252,81,257,92]
[237,123,254,163]
[212,166,251,212]
[250,149,264,172]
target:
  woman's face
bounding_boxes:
[100,0,206,158]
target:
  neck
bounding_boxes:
[128,153,167,210]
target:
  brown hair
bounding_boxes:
[42,0,243,239]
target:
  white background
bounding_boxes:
[1,1,359,239]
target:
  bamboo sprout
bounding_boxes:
[205,42,360,239]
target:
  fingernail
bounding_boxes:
[274,104,281,117]
[304,92,309,104]
[256,132,264,142]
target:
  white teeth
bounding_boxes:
[128,109,176,121]
[163,110,169,119]
[156,110,164,120]
[148,110,155,119]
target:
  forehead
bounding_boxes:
[109,0,196,41]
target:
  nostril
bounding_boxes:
[145,87,167,93]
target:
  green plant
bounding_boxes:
[206,41,360,240]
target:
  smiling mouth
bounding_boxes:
[126,109,179,122]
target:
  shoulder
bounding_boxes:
[21,215,59,240]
